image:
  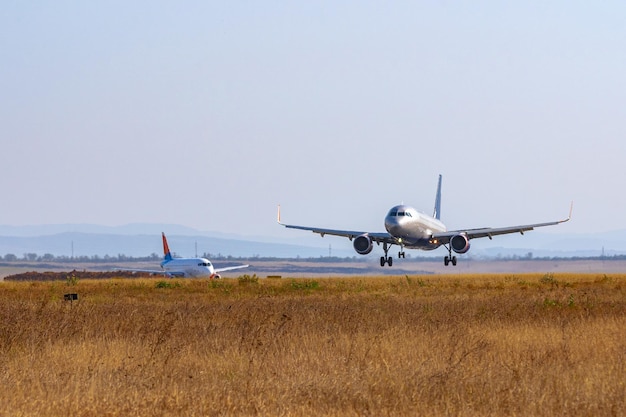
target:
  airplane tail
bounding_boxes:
[433,175,442,220]
[162,232,173,261]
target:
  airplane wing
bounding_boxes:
[280,223,395,244]
[432,203,573,243]
[278,206,395,243]
[215,264,250,273]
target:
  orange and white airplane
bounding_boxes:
[124,233,248,278]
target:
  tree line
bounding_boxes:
[0,252,362,263]
[0,253,162,263]
[1,252,626,263]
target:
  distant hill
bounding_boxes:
[0,223,217,237]
[468,230,626,258]
[0,225,356,258]
[0,223,624,259]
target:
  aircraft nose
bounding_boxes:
[385,216,401,235]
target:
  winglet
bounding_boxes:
[277,204,283,225]
[557,201,574,224]
[162,232,173,261]
[566,201,574,222]
[433,174,442,220]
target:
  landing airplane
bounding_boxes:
[278,175,572,266]
[123,233,249,278]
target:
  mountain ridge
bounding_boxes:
[0,223,624,259]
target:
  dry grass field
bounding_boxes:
[0,273,624,416]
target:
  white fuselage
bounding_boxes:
[160,257,216,278]
[384,205,447,250]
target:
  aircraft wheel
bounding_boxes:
[388,257,393,267]
[380,257,386,267]
[452,256,457,266]
[444,256,450,266]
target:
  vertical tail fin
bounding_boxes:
[162,232,173,261]
[433,175,442,220]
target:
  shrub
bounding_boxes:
[66,273,79,286]
[540,273,558,287]
[238,274,259,285]
[155,280,181,289]
[290,279,319,290]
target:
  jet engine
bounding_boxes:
[450,234,471,254]
[353,234,373,255]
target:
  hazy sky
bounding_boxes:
[1,1,625,239]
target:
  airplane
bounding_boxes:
[278,175,572,266]
[121,233,249,278]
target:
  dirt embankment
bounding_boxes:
[4,270,152,281]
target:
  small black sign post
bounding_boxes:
[64,293,79,306]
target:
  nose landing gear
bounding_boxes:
[379,242,407,267]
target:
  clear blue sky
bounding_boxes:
[1,1,625,238]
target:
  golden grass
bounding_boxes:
[0,273,625,416]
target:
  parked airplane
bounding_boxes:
[123,233,249,278]
[278,175,572,266]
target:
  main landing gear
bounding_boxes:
[443,244,457,266]
[379,242,459,267]
[379,243,406,267]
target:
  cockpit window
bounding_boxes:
[389,209,413,218]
